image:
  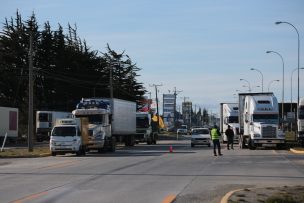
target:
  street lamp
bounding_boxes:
[268,80,280,92]
[250,68,263,92]
[275,21,300,106]
[240,79,251,92]
[291,67,304,112]
[266,50,285,122]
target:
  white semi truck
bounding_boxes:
[238,93,285,149]
[0,106,18,142]
[50,118,88,156]
[72,98,136,152]
[36,111,73,141]
[297,98,304,145]
[220,103,239,143]
[135,112,158,145]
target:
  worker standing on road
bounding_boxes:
[211,125,222,156]
[225,125,234,150]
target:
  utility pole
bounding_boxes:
[28,29,34,152]
[150,84,162,130]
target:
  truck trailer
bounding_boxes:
[238,93,285,149]
[298,98,304,145]
[36,111,73,141]
[72,98,136,152]
[220,103,239,143]
[0,106,18,142]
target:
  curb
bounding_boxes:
[220,188,243,203]
[290,148,304,154]
[0,153,50,158]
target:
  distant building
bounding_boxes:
[163,94,175,129]
[182,101,192,128]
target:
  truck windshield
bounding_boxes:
[52,126,76,137]
[136,117,149,128]
[252,114,279,124]
[228,116,238,123]
[299,106,304,119]
[76,115,104,124]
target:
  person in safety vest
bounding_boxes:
[211,124,222,156]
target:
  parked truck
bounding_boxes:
[50,118,88,156]
[0,106,18,142]
[72,98,136,152]
[297,98,304,146]
[238,93,285,149]
[36,111,73,141]
[135,112,158,144]
[220,103,239,143]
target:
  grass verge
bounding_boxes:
[0,147,50,158]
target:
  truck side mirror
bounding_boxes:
[245,120,248,123]
[250,122,253,125]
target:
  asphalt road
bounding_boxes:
[0,138,304,203]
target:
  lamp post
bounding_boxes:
[268,80,280,92]
[250,68,263,92]
[266,50,285,122]
[240,79,251,92]
[291,67,304,112]
[275,21,300,107]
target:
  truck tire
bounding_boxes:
[109,137,116,152]
[129,135,135,146]
[248,138,256,150]
[51,152,56,156]
[147,136,152,145]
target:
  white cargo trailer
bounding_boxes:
[36,111,73,141]
[220,103,239,142]
[0,107,18,141]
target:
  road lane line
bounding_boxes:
[162,194,176,203]
[11,191,48,203]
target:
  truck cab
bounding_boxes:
[239,93,285,149]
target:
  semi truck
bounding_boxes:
[238,93,285,149]
[220,103,239,143]
[36,111,73,141]
[0,107,18,142]
[298,98,304,145]
[72,98,136,152]
[135,112,158,144]
[50,118,89,156]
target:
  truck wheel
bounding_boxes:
[248,138,256,150]
[51,152,56,156]
[129,135,135,146]
[147,137,152,145]
[191,143,194,147]
[109,137,116,152]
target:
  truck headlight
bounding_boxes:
[254,134,261,138]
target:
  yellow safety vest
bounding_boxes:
[211,128,220,140]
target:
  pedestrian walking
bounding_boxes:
[211,125,222,156]
[225,125,234,150]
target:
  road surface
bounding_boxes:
[0,138,303,203]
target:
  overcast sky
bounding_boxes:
[1,0,304,114]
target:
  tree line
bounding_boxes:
[0,11,145,134]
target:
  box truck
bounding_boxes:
[36,111,73,141]
[50,118,88,156]
[0,107,18,142]
[135,112,158,144]
[72,98,136,152]
[238,93,285,149]
[220,103,239,143]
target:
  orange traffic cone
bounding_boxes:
[169,146,173,153]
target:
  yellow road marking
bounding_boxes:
[11,191,48,203]
[162,194,176,203]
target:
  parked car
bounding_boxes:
[191,128,211,147]
[177,128,188,135]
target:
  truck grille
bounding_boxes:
[262,126,276,138]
